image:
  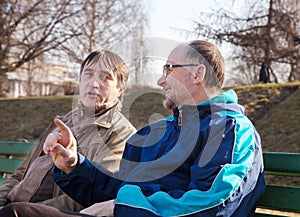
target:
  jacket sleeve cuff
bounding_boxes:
[52,165,66,176]
[52,153,85,176]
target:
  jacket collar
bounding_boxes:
[62,100,120,131]
[92,101,119,129]
[172,90,244,125]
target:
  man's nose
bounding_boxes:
[89,80,103,88]
[157,75,166,86]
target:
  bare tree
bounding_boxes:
[0,0,149,96]
[0,0,83,95]
[189,0,300,85]
[127,11,149,84]
[59,0,148,65]
[0,0,82,75]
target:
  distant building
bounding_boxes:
[1,62,78,98]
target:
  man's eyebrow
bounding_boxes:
[99,69,115,77]
[83,68,93,72]
[99,70,110,74]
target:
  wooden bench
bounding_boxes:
[255,152,300,217]
[0,141,35,185]
[0,141,299,216]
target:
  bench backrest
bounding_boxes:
[0,142,299,216]
[255,152,300,216]
[0,141,35,185]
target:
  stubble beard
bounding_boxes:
[163,97,176,110]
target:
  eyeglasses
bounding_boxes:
[163,64,198,78]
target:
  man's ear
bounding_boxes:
[192,64,206,84]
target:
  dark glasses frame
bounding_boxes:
[163,64,198,77]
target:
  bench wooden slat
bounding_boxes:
[254,213,279,217]
[0,141,35,187]
[0,157,24,174]
[255,152,300,216]
[263,152,300,177]
[258,185,300,212]
[0,141,35,156]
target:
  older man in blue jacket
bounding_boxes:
[0,40,265,217]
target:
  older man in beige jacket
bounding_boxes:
[0,50,136,212]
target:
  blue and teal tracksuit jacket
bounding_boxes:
[53,90,265,217]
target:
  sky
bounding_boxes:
[145,0,216,42]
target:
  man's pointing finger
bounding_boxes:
[54,118,72,134]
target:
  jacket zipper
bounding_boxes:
[178,108,183,126]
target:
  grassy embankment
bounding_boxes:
[0,82,299,154]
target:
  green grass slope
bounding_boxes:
[255,87,300,153]
[0,96,74,141]
[0,82,299,156]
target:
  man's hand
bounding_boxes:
[43,118,78,174]
[80,199,115,217]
